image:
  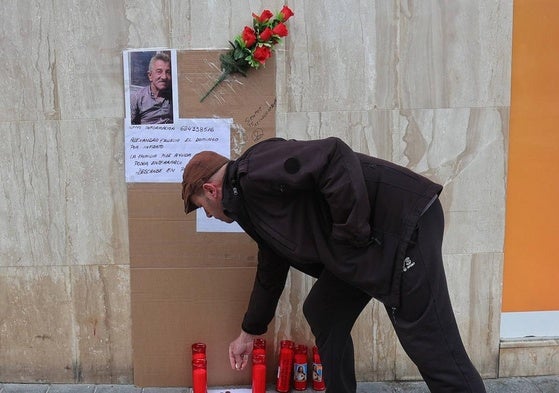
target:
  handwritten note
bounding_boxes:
[125,118,232,183]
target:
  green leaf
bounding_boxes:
[233,47,244,60]
[233,37,245,49]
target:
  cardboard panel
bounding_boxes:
[128,219,257,269]
[132,268,259,387]
[177,50,277,156]
[127,183,185,220]
[130,49,276,387]
[127,183,257,269]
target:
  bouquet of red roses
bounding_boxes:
[200,5,294,102]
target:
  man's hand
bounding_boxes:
[229,330,257,371]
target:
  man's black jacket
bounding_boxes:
[221,137,442,335]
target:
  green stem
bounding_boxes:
[200,70,230,102]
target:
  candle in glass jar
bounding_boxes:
[192,342,206,360]
[293,344,308,391]
[276,339,294,393]
[252,352,266,393]
[192,357,207,393]
[312,346,325,391]
[253,337,266,356]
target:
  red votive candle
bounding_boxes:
[192,357,207,393]
[252,352,266,393]
[293,344,308,391]
[312,346,325,391]
[253,337,266,356]
[276,339,294,393]
[192,342,206,360]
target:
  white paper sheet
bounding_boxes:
[124,118,232,183]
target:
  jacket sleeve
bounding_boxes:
[241,245,290,335]
[244,137,371,246]
[316,137,371,245]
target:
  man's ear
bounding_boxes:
[202,183,217,199]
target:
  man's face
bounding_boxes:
[148,60,171,93]
[190,189,234,224]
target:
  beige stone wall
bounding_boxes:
[0,0,512,384]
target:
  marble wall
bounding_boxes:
[0,0,512,384]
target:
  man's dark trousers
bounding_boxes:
[303,200,486,393]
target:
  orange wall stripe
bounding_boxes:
[503,0,559,312]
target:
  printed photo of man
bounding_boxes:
[129,51,173,125]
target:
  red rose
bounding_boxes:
[272,23,288,37]
[253,46,272,64]
[242,26,257,47]
[252,9,274,23]
[259,27,273,42]
[279,5,294,22]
